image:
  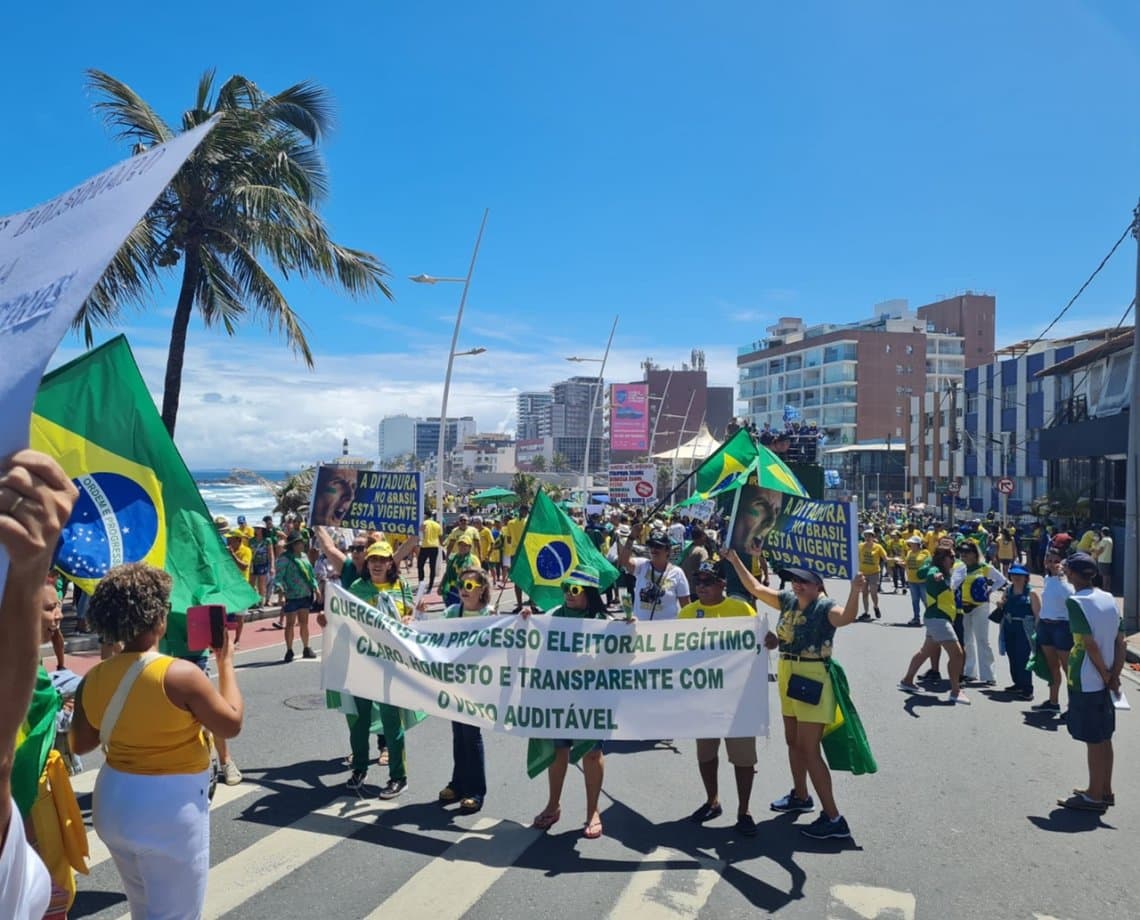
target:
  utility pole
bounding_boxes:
[947,380,960,526]
[1124,200,1140,633]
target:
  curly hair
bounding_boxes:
[88,563,172,644]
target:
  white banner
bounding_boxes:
[0,118,217,591]
[608,464,657,505]
[321,582,769,740]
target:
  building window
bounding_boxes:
[885,344,891,354]
[823,343,857,363]
[906,344,914,355]
[895,406,903,416]
[1002,384,1017,410]
[966,392,978,414]
[769,358,784,375]
[786,354,803,371]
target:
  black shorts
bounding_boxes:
[1067,689,1115,744]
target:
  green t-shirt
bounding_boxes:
[774,590,837,658]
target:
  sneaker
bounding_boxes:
[346,771,367,791]
[1032,701,1061,712]
[801,813,852,839]
[874,607,881,619]
[221,760,243,786]
[1003,684,1021,692]
[302,647,316,660]
[897,681,921,693]
[949,691,971,705]
[1057,793,1107,813]
[857,613,872,622]
[908,619,922,627]
[283,649,295,663]
[734,813,757,837]
[272,621,285,630]
[770,790,815,813]
[689,802,723,823]
[919,669,942,682]
[378,778,408,800]
[1073,788,1115,807]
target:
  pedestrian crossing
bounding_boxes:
[69,774,1082,920]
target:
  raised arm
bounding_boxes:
[722,548,781,610]
[617,533,636,573]
[829,573,866,627]
[315,526,347,574]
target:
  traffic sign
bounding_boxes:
[634,480,654,498]
[947,479,961,494]
[997,477,1014,496]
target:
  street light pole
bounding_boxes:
[1124,200,1140,632]
[581,315,618,495]
[413,208,489,523]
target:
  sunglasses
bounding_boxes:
[562,584,586,596]
[460,579,486,592]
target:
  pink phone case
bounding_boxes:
[186,606,216,652]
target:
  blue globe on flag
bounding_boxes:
[534,539,574,582]
[55,473,160,581]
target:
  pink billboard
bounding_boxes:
[610,383,649,451]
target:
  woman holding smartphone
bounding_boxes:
[69,563,244,920]
[724,550,862,840]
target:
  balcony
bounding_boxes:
[1050,395,1088,427]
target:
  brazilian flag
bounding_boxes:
[31,335,259,613]
[821,659,877,775]
[694,428,809,499]
[508,490,618,611]
[12,666,62,817]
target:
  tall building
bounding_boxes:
[413,416,477,461]
[907,389,964,512]
[737,294,995,447]
[516,392,553,440]
[378,414,417,461]
[550,376,606,474]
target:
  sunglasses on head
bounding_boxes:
[460,578,485,592]
[562,583,586,596]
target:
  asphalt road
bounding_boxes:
[68,581,1140,920]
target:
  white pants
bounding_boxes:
[93,765,211,920]
[962,607,996,682]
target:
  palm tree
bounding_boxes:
[273,467,315,518]
[511,472,538,505]
[551,452,569,472]
[81,69,392,435]
[530,455,547,472]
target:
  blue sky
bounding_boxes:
[5,1,1139,468]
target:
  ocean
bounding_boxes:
[192,470,290,524]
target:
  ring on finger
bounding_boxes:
[3,493,23,515]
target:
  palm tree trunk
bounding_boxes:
[161,250,201,436]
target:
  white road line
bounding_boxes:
[607,846,724,919]
[84,782,257,871]
[827,883,917,920]
[363,817,542,920]
[195,798,398,920]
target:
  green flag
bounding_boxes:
[31,335,259,614]
[821,659,877,775]
[754,444,810,498]
[693,429,760,498]
[12,666,61,817]
[508,491,619,611]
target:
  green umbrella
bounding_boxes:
[470,487,519,506]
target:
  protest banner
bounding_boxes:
[321,582,769,740]
[608,463,657,505]
[0,119,217,591]
[755,494,858,580]
[309,466,422,535]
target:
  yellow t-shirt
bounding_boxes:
[236,524,254,544]
[232,543,252,581]
[858,542,888,575]
[678,596,756,619]
[421,519,442,549]
[1077,530,1098,552]
[504,517,527,556]
[477,526,494,560]
[80,653,210,775]
[905,549,931,583]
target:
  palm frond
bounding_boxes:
[261,81,336,143]
[85,69,174,146]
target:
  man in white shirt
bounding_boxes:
[617,529,691,621]
[0,451,79,919]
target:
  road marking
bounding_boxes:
[607,846,724,919]
[827,884,916,920]
[85,782,257,870]
[364,817,541,920]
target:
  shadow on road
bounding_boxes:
[1021,710,1063,732]
[1027,806,1114,834]
[901,692,953,718]
[71,889,128,919]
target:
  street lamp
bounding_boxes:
[564,315,619,495]
[411,208,489,523]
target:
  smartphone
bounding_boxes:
[187,604,228,651]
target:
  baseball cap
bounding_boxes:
[693,561,725,582]
[562,565,600,588]
[1062,552,1098,576]
[237,515,247,525]
[365,542,394,559]
[1008,564,1029,577]
[646,530,670,548]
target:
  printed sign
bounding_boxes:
[610,383,649,451]
[321,581,769,740]
[731,485,857,580]
[609,463,657,504]
[309,466,422,536]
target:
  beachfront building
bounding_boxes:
[452,433,517,477]
[516,392,554,440]
[1036,329,1133,528]
[962,330,1121,515]
[413,416,477,462]
[378,414,417,461]
[550,376,606,475]
[736,295,994,448]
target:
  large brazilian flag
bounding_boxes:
[31,335,258,613]
[693,428,810,500]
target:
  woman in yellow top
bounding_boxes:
[856,529,888,621]
[69,563,243,920]
[903,535,931,626]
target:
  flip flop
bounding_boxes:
[583,817,604,839]
[532,808,561,830]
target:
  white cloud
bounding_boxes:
[50,331,745,470]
